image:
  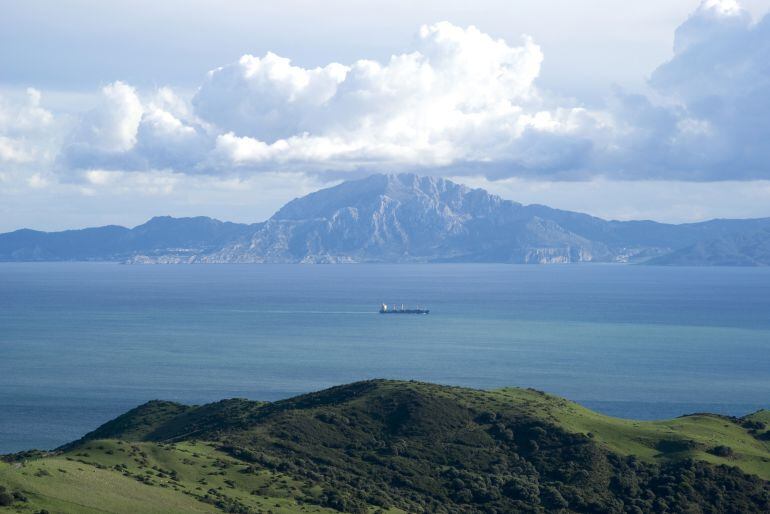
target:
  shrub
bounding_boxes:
[742,420,766,430]
[503,477,540,503]
[0,492,14,506]
[708,445,734,458]
[542,485,569,509]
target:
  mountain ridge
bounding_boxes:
[3,173,770,265]
[3,380,770,513]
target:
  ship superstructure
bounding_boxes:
[379,303,429,314]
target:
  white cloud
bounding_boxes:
[11,3,770,188]
[61,81,211,173]
[182,8,770,180]
[134,107,208,169]
[54,21,593,177]
[27,173,50,189]
[699,0,744,17]
[641,0,770,179]
[658,1,756,100]
[194,52,348,141]
[0,136,34,163]
[7,1,770,231]
[195,22,595,173]
[2,88,54,133]
[0,88,55,164]
[78,81,143,152]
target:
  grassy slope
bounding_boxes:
[1,440,363,514]
[1,380,769,513]
[493,388,770,479]
[0,452,212,514]
[747,409,770,425]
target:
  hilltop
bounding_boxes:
[2,380,770,513]
[2,174,770,265]
[646,228,770,266]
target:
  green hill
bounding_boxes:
[2,380,769,513]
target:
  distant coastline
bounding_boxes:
[2,174,770,266]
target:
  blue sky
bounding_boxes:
[2,0,770,230]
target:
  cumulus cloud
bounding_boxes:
[638,0,770,179]
[17,2,770,183]
[8,1,770,232]
[56,22,595,178]
[61,81,145,171]
[134,88,212,169]
[61,82,211,174]
[195,22,599,174]
[0,88,55,164]
[194,52,348,141]
[84,81,143,152]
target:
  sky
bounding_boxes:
[2,0,770,231]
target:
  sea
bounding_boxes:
[1,262,770,454]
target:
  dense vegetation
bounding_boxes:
[2,380,770,513]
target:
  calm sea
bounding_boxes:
[1,262,770,453]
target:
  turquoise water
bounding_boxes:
[1,262,770,453]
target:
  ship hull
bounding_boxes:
[379,309,429,314]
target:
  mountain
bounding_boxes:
[646,228,770,266]
[3,173,770,265]
[3,380,770,513]
[0,216,259,262]
[198,174,616,264]
[141,174,770,264]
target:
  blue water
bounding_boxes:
[1,262,770,454]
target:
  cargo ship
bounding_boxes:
[379,303,429,314]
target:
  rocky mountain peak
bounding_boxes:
[4,173,770,265]
[271,173,479,222]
